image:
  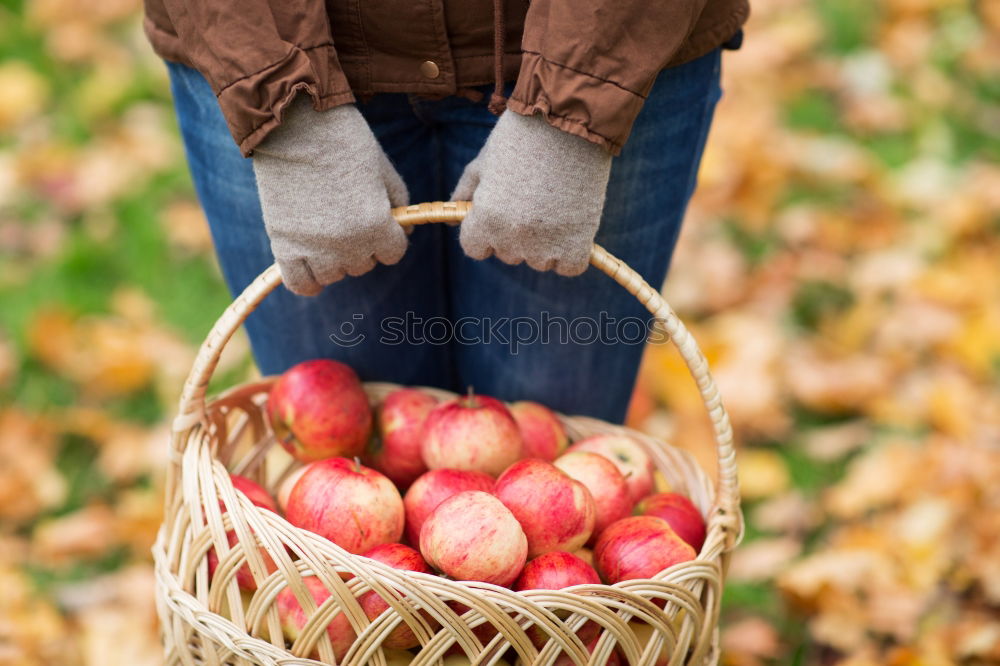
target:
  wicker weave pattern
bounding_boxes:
[155,202,742,665]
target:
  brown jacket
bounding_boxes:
[144,0,748,157]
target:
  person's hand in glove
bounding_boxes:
[451,111,613,276]
[251,95,409,296]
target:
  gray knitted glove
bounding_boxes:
[452,111,613,276]
[251,95,409,296]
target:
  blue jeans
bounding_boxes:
[167,50,721,423]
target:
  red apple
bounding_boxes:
[267,359,372,462]
[635,492,706,553]
[447,552,599,653]
[276,576,356,660]
[494,459,596,558]
[230,474,277,510]
[554,451,633,540]
[286,458,404,554]
[419,491,527,586]
[207,474,279,590]
[358,543,436,649]
[514,551,601,649]
[514,551,600,591]
[567,435,655,504]
[421,391,523,476]
[365,388,438,488]
[276,466,308,514]
[446,601,501,649]
[403,469,495,545]
[594,516,695,583]
[509,401,568,462]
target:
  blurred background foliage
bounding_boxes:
[1,0,999,663]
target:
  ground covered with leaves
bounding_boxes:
[1,0,999,664]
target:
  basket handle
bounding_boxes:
[171,201,742,547]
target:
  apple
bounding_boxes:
[276,575,355,660]
[286,458,404,554]
[554,451,632,539]
[573,548,595,569]
[513,551,601,591]
[419,491,527,586]
[358,543,435,649]
[448,552,597,652]
[366,388,438,488]
[509,401,568,461]
[446,600,501,649]
[268,359,372,462]
[421,391,523,476]
[230,474,277,510]
[514,551,601,649]
[635,492,706,553]
[494,459,596,558]
[208,474,279,590]
[443,599,505,651]
[276,466,308,513]
[567,435,655,504]
[594,516,695,583]
[403,469,495,545]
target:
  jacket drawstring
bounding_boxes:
[487,0,508,115]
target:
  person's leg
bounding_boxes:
[438,49,723,421]
[166,61,452,385]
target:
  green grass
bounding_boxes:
[866,131,919,169]
[786,91,843,134]
[53,434,113,516]
[107,385,164,425]
[5,360,78,411]
[813,0,881,54]
[25,546,131,594]
[721,219,781,267]
[790,280,855,331]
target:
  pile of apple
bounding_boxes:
[221,359,707,662]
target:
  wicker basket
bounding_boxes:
[153,201,743,666]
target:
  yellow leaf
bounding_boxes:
[784,344,894,414]
[942,308,1000,379]
[823,440,919,519]
[31,505,118,567]
[729,537,802,582]
[722,616,781,663]
[0,62,49,131]
[162,199,213,253]
[0,409,65,524]
[0,330,15,389]
[738,449,790,501]
[27,307,156,397]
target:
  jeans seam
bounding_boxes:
[407,94,435,126]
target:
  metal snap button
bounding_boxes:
[420,60,441,79]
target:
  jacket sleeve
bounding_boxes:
[506,0,718,155]
[149,0,356,156]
